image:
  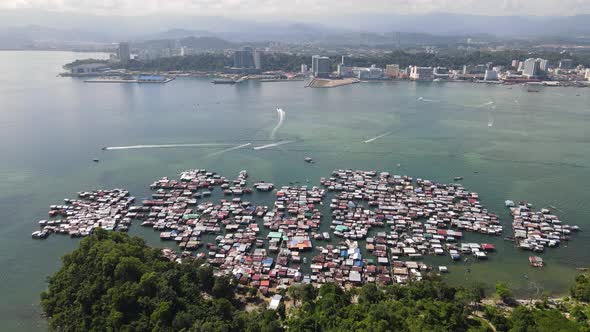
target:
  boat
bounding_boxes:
[529,256,544,268]
[212,79,237,84]
[93,159,100,163]
[322,232,330,240]
[454,176,463,181]
[305,157,314,163]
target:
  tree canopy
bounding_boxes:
[41,230,590,331]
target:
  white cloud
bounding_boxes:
[1,0,589,16]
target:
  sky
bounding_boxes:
[1,0,589,16]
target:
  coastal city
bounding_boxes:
[66,41,590,88]
[3,2,590,331]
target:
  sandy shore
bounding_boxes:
[307,78,360,88]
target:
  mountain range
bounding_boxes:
[0,9,589,49]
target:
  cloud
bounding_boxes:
[1,0,589,16]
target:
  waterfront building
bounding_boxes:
[301,64,308,74]
[118,42,130,65]
[356,65,383,80]
[539,59,549,72]
[511,59,519,68]
[70,63,109,75]
[311,55,331,78]
[253,50,263,70]
[385,64,400,78]
[463,64,487,75]
[559,59,574,69]
[523,58,547,78]
[337,64,353,77]
[233,47,255,69]
[410,66,434,80]
[484,70,499,81]
[586,68,590,81]
[517,61,525,72]
[433,67,449,79]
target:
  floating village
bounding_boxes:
[32,168,580,293]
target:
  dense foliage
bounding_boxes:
[42,230,590,331]
[41,230,280,331]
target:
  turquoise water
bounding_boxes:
[0,51,589,331]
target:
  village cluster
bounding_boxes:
[32,169,580,291]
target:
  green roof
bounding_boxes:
[267,232,283,239]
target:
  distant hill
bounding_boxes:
[0,24,113,49]
[1,9,590,49]
[133,36,236,51]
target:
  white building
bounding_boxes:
[586,68,590,81]
[357,65,383,80]
[410,66,434,80]
[484,70,499,81]
[433,67,449,79]
[268,295,282,310]
[300,64,308,74]
[70,63,109,75]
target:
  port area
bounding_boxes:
[307,77,360,88]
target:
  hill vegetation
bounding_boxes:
[41,230,590,331]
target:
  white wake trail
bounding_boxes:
[476,101,495,108]
[104,143,236,150]
[253,140,292,150]
[206,143,252,157]
[363,132,391,143]
[270,108,285,139]
[417,97,439,103]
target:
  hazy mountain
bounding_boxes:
[1,9,589,49]
[0,24,114,49]
[324,13,590,37]
[2,9,589,39]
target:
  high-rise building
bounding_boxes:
[118,42,130,65]
[523,58,540,78]
[385,64,400,78]
[233,47,255,69]
[341,56,351,67]
[539,59,548,72]
[409,66,434,80]
[586,68,590,81]
[311,55,331,78]
[522,58,548,78]
[253,50,263,70]
[511,59,519,68]
[301,64,308,73]
[559,59,574,69]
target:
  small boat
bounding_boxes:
[322,232,330,240]
[454,176,463,181]
[304,157,314,163]
[93,159,100,163]
[529,256,544,268]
